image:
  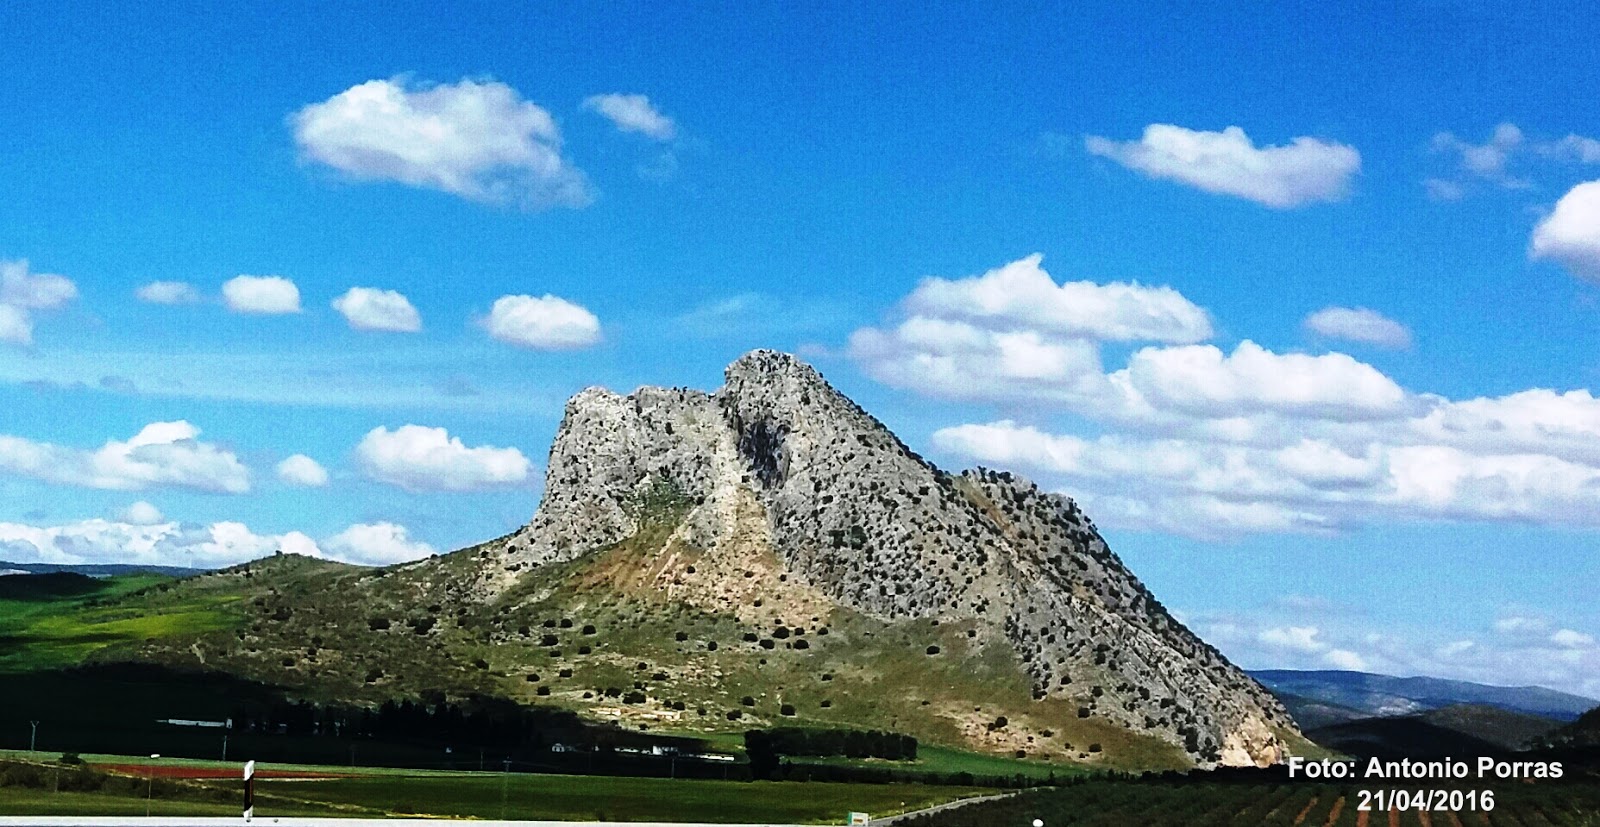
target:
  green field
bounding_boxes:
[0,573,239,672]
[0,753,988,823]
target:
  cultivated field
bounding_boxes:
[0,753,987,823]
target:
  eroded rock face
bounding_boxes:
[502,350,1297,766]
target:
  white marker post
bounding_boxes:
[243,760,255,822]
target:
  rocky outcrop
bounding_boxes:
[500,349,1297,766]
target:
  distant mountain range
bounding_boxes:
[0,561,207,578]
[1250,669,1597,724]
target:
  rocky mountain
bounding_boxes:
[473,350,1293,765]
[118,350,1300,769]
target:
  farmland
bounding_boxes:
[898,774,1600,826]
[0,753,987,823]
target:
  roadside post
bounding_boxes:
[243,759,255,822]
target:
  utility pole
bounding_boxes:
[222,734,228,762]
[28,721,38,753]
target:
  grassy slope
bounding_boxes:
[0,573,238,672]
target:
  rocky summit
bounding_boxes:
[490,350,1296,766]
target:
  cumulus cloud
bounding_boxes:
[936,416,1600,536]
[1304,306,1412,348]
[1112,341,1407,420]
[1431,123,1531,190]
[1531,180,1600,281]
[222,275,301,314]
[1551,629,1596,649]
[1545,134,1600,164]
[1,259,78,345]
[276,454,329,487]
[850,319,1108,404]
[482,294,601,350]
[331,287,422,332]
[118,501,164,525]
[1258,625,1326,653]
[1197,606,1599,698]
[356,425,530,491]
[322,522,436,566]
[903,254,1212,343]
[0,421,250,494]
[292,77,591,208]
[1085,124,1360,208]
[0,518,315,568]
[0,516,435,569]
[582,93,676,141]
[135,281,201,305]
[1322,649,1370,671]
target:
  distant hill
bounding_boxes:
[1543,706,1600,750]
[1272,691,1371,731]
[0,561,206,578]
[1308,716,1510,761]
[1251,669,1597,722]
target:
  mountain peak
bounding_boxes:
[493,348,1298,767]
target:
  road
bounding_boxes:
[867,790,1021,825]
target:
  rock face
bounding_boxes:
[502,350,1296,766]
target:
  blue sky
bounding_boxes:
[3,1,1599,695]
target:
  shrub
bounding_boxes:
[780,703,797,716]
[536,686,551,696]
[368,617,391,631]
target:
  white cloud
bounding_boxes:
[135,281,201,305]
[1322,649,1369,671]
[1494,616,1550,634]
[935,414,1600,537]
[1304,306,1412,348]
[850,318,1107,404]
[1113,341,1407,420]
[0,305,31,346]
[292,77,590,208]
[1259,626,1326,653]
[1,259,78,345]
[222,275,301,314]
[0,515,442,569]
[1085,124,1360,208]
[903,254,1212,343]
[1431,123,1531,189]
[0,518,315,568]
[582,93,676,141]
[356,424,531,492]
[331,287,422,332]
[482,294,601,350]
[276,454,330,487]
[1531,180,1600,281]
[1546,134,1600,164]
[322,522,435,565]
[118,501,164,526]
[1551,629,1596,649]
[1192,607,1600,698]
[0,421,250,494]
